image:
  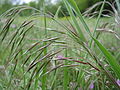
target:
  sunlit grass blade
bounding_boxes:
[54,6,61,19]
[63,0,86,42]
[65,0,91,34]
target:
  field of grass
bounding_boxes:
[0,16,119,90]
[0,0,120,90]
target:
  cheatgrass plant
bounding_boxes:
[0,5,64,90]
[0,0,120,90]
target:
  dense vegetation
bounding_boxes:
[0,0,120,90]
[0,0,115,17]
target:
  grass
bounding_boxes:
[0,1,120,89]
[0,16,119,89]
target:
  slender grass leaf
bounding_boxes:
[63,0,86,42]
[92,37,120,78]
[65,0,91,34]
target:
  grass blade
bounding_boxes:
[92,37,120,78]
[63,0,86,42]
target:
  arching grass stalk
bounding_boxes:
[62,0,120,88]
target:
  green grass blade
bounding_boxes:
[92,37,120,78]
[63,0,86,42]
[66,0,91,34]
[63,49,69,90]
[54,6,61,19]
[87,0,106,58]
[93,0,106,37]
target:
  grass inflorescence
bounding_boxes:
[0,0,120,90]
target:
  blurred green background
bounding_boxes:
[0,0,114,17]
